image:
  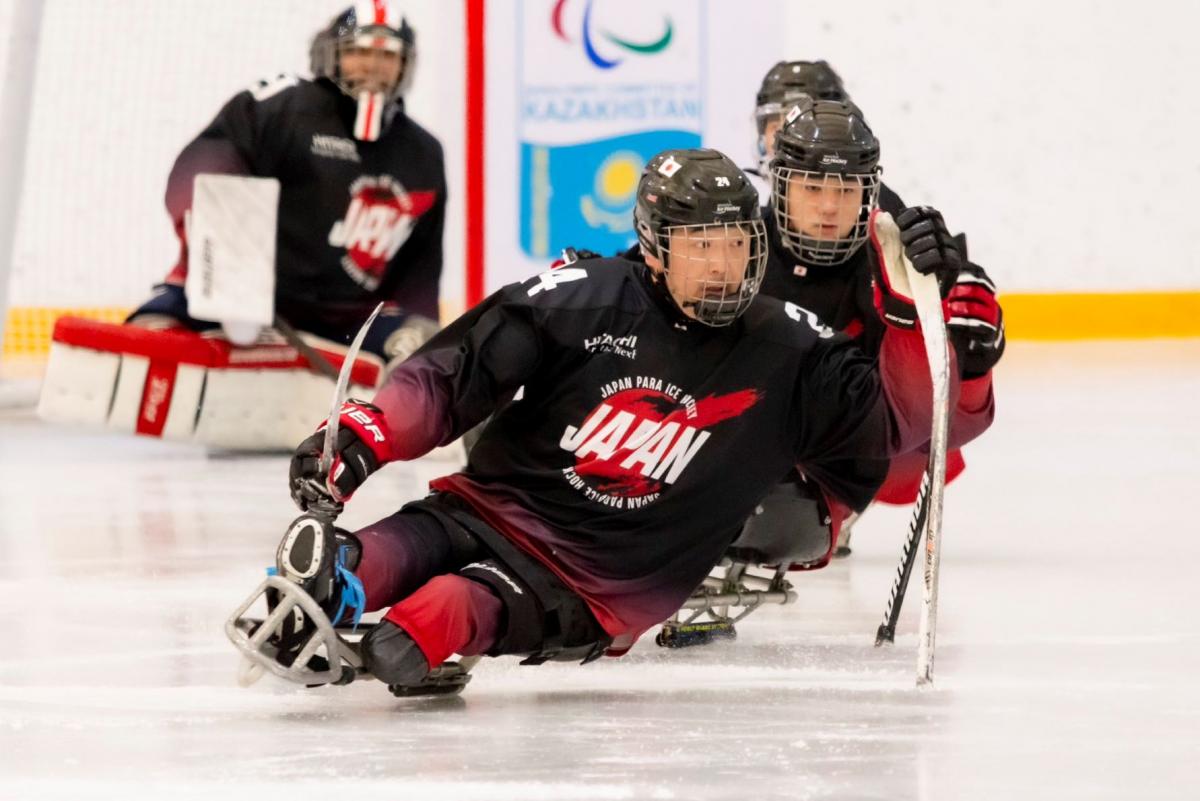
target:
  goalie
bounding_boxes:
[38,2,446,449]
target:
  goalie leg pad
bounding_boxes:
[39,317,383,449]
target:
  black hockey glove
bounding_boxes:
[289,400,395,509]
[896,206,962,295]
[947,262,1006,378]
[551,247,603,268]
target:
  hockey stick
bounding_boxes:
[228,303,383,686]
[874,469,931,646]
[907,266,951,685]
[273,315,340,381]
[870,246,951,684]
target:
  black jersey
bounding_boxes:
[161,75,446,334]
[373,257,944,642]
[758,204,997,499]
[756,177,903,349]
[758,210,886,351]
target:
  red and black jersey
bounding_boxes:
[757,206,997,500]
[161,76,445,333]
[372,258,952,643]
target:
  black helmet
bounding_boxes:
[635,149,767,327]
[769,99,882,265]
[755,61,848,170]
[310,2,417,102]
[755,60,847,108]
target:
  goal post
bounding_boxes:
[0,1,46,380]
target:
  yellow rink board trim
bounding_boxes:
[1000,292,1200,340]
[2,292,1199,358]
[3,306,131,358]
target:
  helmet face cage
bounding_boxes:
[337,30,414,97]
[311,18,415,101]
[770,166,880,265]
[652,221,768,327]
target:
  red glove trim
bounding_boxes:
[321,400,396,466]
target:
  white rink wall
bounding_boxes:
[1,0,1196,318]
[782,0,1196,291]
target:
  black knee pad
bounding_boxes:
[459,557,609,662]
[459,559,543,655]
[360,620,430,686]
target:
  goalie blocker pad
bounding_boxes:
[38,317,383,450]
[184,174,279,337]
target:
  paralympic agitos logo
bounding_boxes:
[551,0,673,70]
[559,377,761,509]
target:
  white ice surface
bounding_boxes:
[2,341,1199,800]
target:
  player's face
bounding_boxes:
[761,116,783,159]
[661,224,752,320]
[339,43,403,94]
[785,172,864,241]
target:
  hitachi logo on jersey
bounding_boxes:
[583,333,638,359]
[560,403,711,486]
[311,134,361,163]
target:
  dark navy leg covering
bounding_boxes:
[353,509,483,611]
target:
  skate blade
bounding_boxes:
[387,661,474,698]
[656,621,738,649]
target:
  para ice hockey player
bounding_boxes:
[725,97,1002,569]
[751,59,905,215]
[37,2,446,450]
[230,147,966,694]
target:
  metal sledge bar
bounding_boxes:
[700,572,783,593]
[228,577,485,694]
[225,574,361,686]
[678,587,797,610]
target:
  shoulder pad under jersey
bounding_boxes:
[244,73,305,104]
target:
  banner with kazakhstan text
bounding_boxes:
[517,0,704,260]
